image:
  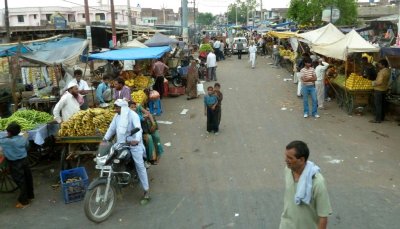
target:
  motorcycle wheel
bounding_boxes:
[172,77,183,87]
[84,181,116,223]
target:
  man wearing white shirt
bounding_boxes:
[213,39,221,61]
[70,69,90,110]
[315,59,329,110]
[248,42,257,69]
[206,51,217,81]
[53,82,81,123]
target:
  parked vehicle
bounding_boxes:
[232,37,248,53]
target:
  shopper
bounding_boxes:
[300,58,319,118]
[186,59,199,100]
[219,39,225,60]
[237,39,244,60]
[204,86,219,134]
[214,83,223,127]
[213,38,221,61]
[0,123,34,208]
[248,42,257,69]
[370,59,391,123]
[272,44,281,68]
[315,59,329,109]
[152,58,169,99]
[361,57,377,81]
[206,51,217,81]
[279,140,332,229]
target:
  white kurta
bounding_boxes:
[249,46,257,68]
[53,92,80,123]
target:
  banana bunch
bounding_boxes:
[131,90,147,105]
[345,73,373,90]
[58,108,116,137]
[134,75,150,89]
[279,49,293,57]
[125,79,135,87]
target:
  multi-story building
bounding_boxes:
[140,8,179,26]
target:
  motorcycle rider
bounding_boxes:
[103,99,150,202]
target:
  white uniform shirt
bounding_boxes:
[70,78,90,91]
[123,60,136,71]
[315,62,329,81]
[213,40,221,49]
[53,91,80,123]
[206,52,217,68]
[249,45,257,54]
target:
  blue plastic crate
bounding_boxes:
[60,167,89,204]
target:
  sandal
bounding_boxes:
[15,202,29,209]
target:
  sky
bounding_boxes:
[0,0,291,15]
[0,0,374,15]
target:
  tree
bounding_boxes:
[287,0,358,26]
[226,0,259,25]
[197,12,215,26]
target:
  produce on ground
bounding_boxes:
[58,108,115,136]
[0,110,53,131]
[345,73,373,90]
[131,90,147,105]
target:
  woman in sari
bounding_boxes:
[186,59,199,100]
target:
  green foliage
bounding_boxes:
[199,43,213,53]
[197,12,216,26]
[287,0,358,26]
[226,0,259,25]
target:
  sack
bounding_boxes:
[149,90,160,100]
[197,83,205,95]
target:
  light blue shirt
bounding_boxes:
[0,135,28,161]
[103,110,144,152]
[96,82,109,103]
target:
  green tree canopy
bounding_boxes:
[197,12,216,26]
[287,0,358,26]
[226,0,259,25]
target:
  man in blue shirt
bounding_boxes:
[96,75,112,106]
[204,86,219,135]
[0,123,34,208]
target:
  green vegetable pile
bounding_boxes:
[0,110,53,131]
[199,43,213,53]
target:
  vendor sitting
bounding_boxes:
[96,75,112,106]
[129,101,164,165]
[113,78,132,101]
[53,82,81,123]
[0,123,34,208]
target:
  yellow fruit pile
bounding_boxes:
[345,73,373,90]
[134,75,150,89]
[125,79,135,87]
[58,108,115,136]
[131,90,147,105]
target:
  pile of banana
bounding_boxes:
[125,79,135,87]
[134,75,150,89]
[279,49,296,61]
[131,90,147,105]
[58,108,115,136]
[345,73,373,90]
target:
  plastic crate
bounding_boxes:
[60,167,89,204]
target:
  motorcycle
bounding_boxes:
[224,47,232,57]
[84,128,141,223]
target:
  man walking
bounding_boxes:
[213,38,221,61]
[206,51,217,81]
[301,58,319,118]
[248,42,257,69]
[280,140,332,229]
[219,40,225,60]
[370,59,391,123]
[237,39,244,60]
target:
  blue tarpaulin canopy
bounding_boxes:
[20,37,88,65]
[88,46,172,61]
[0,44,31,57]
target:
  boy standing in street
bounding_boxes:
[204,86,219,135]
[0,123,34,208]
[214,83,223,128]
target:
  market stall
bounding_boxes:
[266,31,298,73]
[312,30,380,114]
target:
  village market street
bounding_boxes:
[0,55,399,229]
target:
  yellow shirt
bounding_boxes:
[373,68,390,91]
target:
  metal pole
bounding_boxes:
[127,0,133,41]
[397,1,400,46]
[235,4,238,25]
[330,5,333,23]
[4,0,11,43]
[110,0,117,47]
[84,0,94,72]
[182,0,189,41]
[260,0,263,22]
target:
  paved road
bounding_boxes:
[1,55,399,229]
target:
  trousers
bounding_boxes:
[315,81,325,108]
[207,67,217,81]
[8,158,34,205]
[373,90,387,122]
[130,148,149,191]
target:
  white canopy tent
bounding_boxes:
[312,30,380,60]
[123,39,148,48]
[296,23,345,45]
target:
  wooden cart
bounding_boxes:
[55,136,103,170]
[331,82,372,115]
